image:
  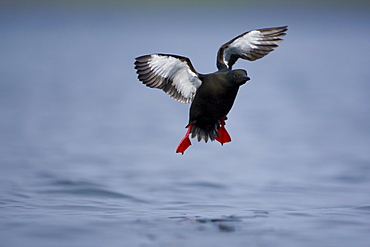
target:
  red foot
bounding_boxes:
[176,125,193,154]
[215,117,231,145]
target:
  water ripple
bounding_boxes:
[38,179,148,203]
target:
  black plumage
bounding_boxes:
[188,70,249,142]
[134,26,287,153]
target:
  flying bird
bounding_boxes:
[135,26,287,154]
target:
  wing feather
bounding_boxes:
[135,54,202,103]
[217,26,287,70]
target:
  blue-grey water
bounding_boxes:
[1,2,370,247]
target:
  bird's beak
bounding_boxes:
[239,76,250,86]
[243,76,250,82]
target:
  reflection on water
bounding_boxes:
[1,2,370,247]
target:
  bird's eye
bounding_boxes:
[233,73,238,78]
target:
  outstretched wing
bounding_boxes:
[135,54,202,103]
[217,26,287,70]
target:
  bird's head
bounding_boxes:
[227,69,250,86]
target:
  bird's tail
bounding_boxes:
[176,117,231,154]
[189,117,231,144]
[190,123,219,143]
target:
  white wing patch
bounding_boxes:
[135,54,202,103]
[217,26,287,70]
[149,55,201,99]
[223,30,261,66]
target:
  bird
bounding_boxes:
[134,26,287,154]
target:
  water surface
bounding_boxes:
[1,2,370,247]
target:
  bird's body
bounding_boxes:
[135,26,287,154]
[188,70,248,142]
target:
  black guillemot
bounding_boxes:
[135,26,287,154]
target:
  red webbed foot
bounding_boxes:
[176,125,193,154]
[215,117,231,145]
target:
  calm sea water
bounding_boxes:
[1,2,370,247]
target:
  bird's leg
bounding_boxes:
[176,125,193,154]
[215,116,231,145]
